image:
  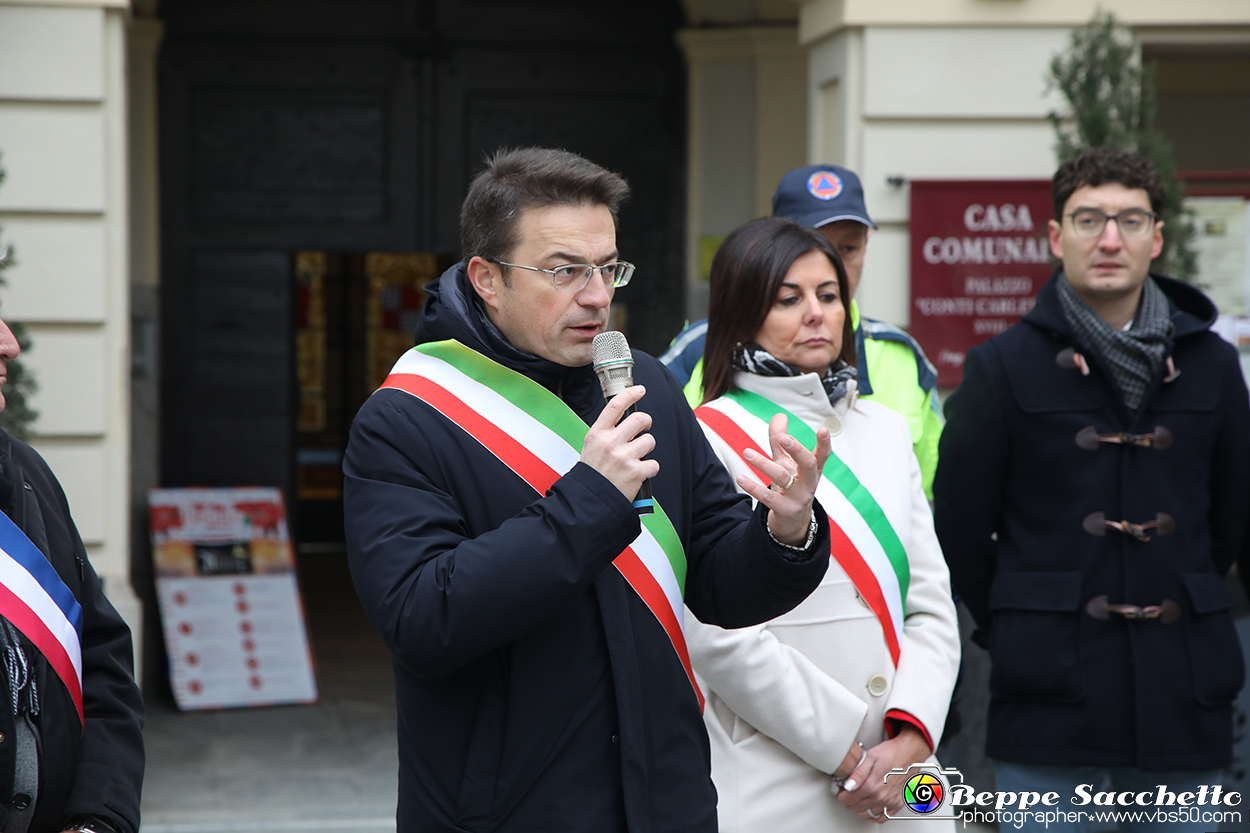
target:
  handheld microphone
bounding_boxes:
[591,331,654,515]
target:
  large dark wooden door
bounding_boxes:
[179,251,294,493]
[440,66,686,350]
[159,0,687,511]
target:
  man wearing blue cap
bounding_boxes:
[661,164,944,498]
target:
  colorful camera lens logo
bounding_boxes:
[885,765,962,820]
[903,771,945,814]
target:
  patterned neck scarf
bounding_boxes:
[1056,274,1174,412]
[732,343,857,407]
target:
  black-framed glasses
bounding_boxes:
[1065,208,1157,239]
[488,259,635,292]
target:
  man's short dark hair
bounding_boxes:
[460,147,631,264]
[1052,146,1166,221]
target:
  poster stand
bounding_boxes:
[149,487,318,710]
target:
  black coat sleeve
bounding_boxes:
[344,362,829,678]
[1207,341,1250,580]
[933,344,1010,639]
[661,364,831,629]
[343,389,646,677]
[64,552,146,833]
[15,446,146,833]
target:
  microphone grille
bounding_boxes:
[592,331,631,369]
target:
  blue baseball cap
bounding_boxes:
[772,165,877,230]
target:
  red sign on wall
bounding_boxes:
[910,180,1054,387]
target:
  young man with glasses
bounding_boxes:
[934,146,1250,831]
[344,147,832,833]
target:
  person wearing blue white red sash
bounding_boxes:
[686,217,960,832]
[344,148,834,833]
[0,306,143,833]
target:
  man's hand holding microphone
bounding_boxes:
[583,332,830,546]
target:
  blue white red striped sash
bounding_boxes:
[0,510,84,726]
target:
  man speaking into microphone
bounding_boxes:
[344,146,832,833]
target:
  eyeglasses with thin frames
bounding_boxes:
[1065,208,1157,239]
[487,259,636,292]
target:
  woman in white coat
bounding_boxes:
[687,217,960,832]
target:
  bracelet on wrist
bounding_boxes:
[832,741,867,787]
[768,510,818,552]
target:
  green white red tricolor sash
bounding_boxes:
[379,340,701,707]
[696,391,909,667]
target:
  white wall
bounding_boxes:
[798,2,1250,333]
[679,25,809,321]
[807,26,1065,329]
[0,1,138,657]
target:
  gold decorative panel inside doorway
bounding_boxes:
[365,252,439,392]
[293,251,448,541]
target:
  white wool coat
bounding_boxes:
[687,370,961,833]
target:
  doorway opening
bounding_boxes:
[292,251,447,552]
[289,250,449,686]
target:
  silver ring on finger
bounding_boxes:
[866,809,881,820]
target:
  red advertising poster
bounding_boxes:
[150,487,318,710]
[910,180,1054,387]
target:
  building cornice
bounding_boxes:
[677,24,802,62]
[799,0,1250,44]
[0,0,128,8]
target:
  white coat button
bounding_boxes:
[868,675,888,697]
[823,415,843,436]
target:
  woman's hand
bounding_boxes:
[739,413,832,547]
[833,741,866,784]
[837,725,932,823]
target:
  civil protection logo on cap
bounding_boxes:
[807,170,844,201]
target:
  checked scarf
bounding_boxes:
[1057,275,1174,412]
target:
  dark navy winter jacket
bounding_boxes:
[344,265,830,832]
[934,270,1250,771]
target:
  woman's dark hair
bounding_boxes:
[460,147,630,265]
[701,216,856,404]
[1052,146,1165,221]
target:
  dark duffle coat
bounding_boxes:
[934,270,1250,771]
[344,264,830,833]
